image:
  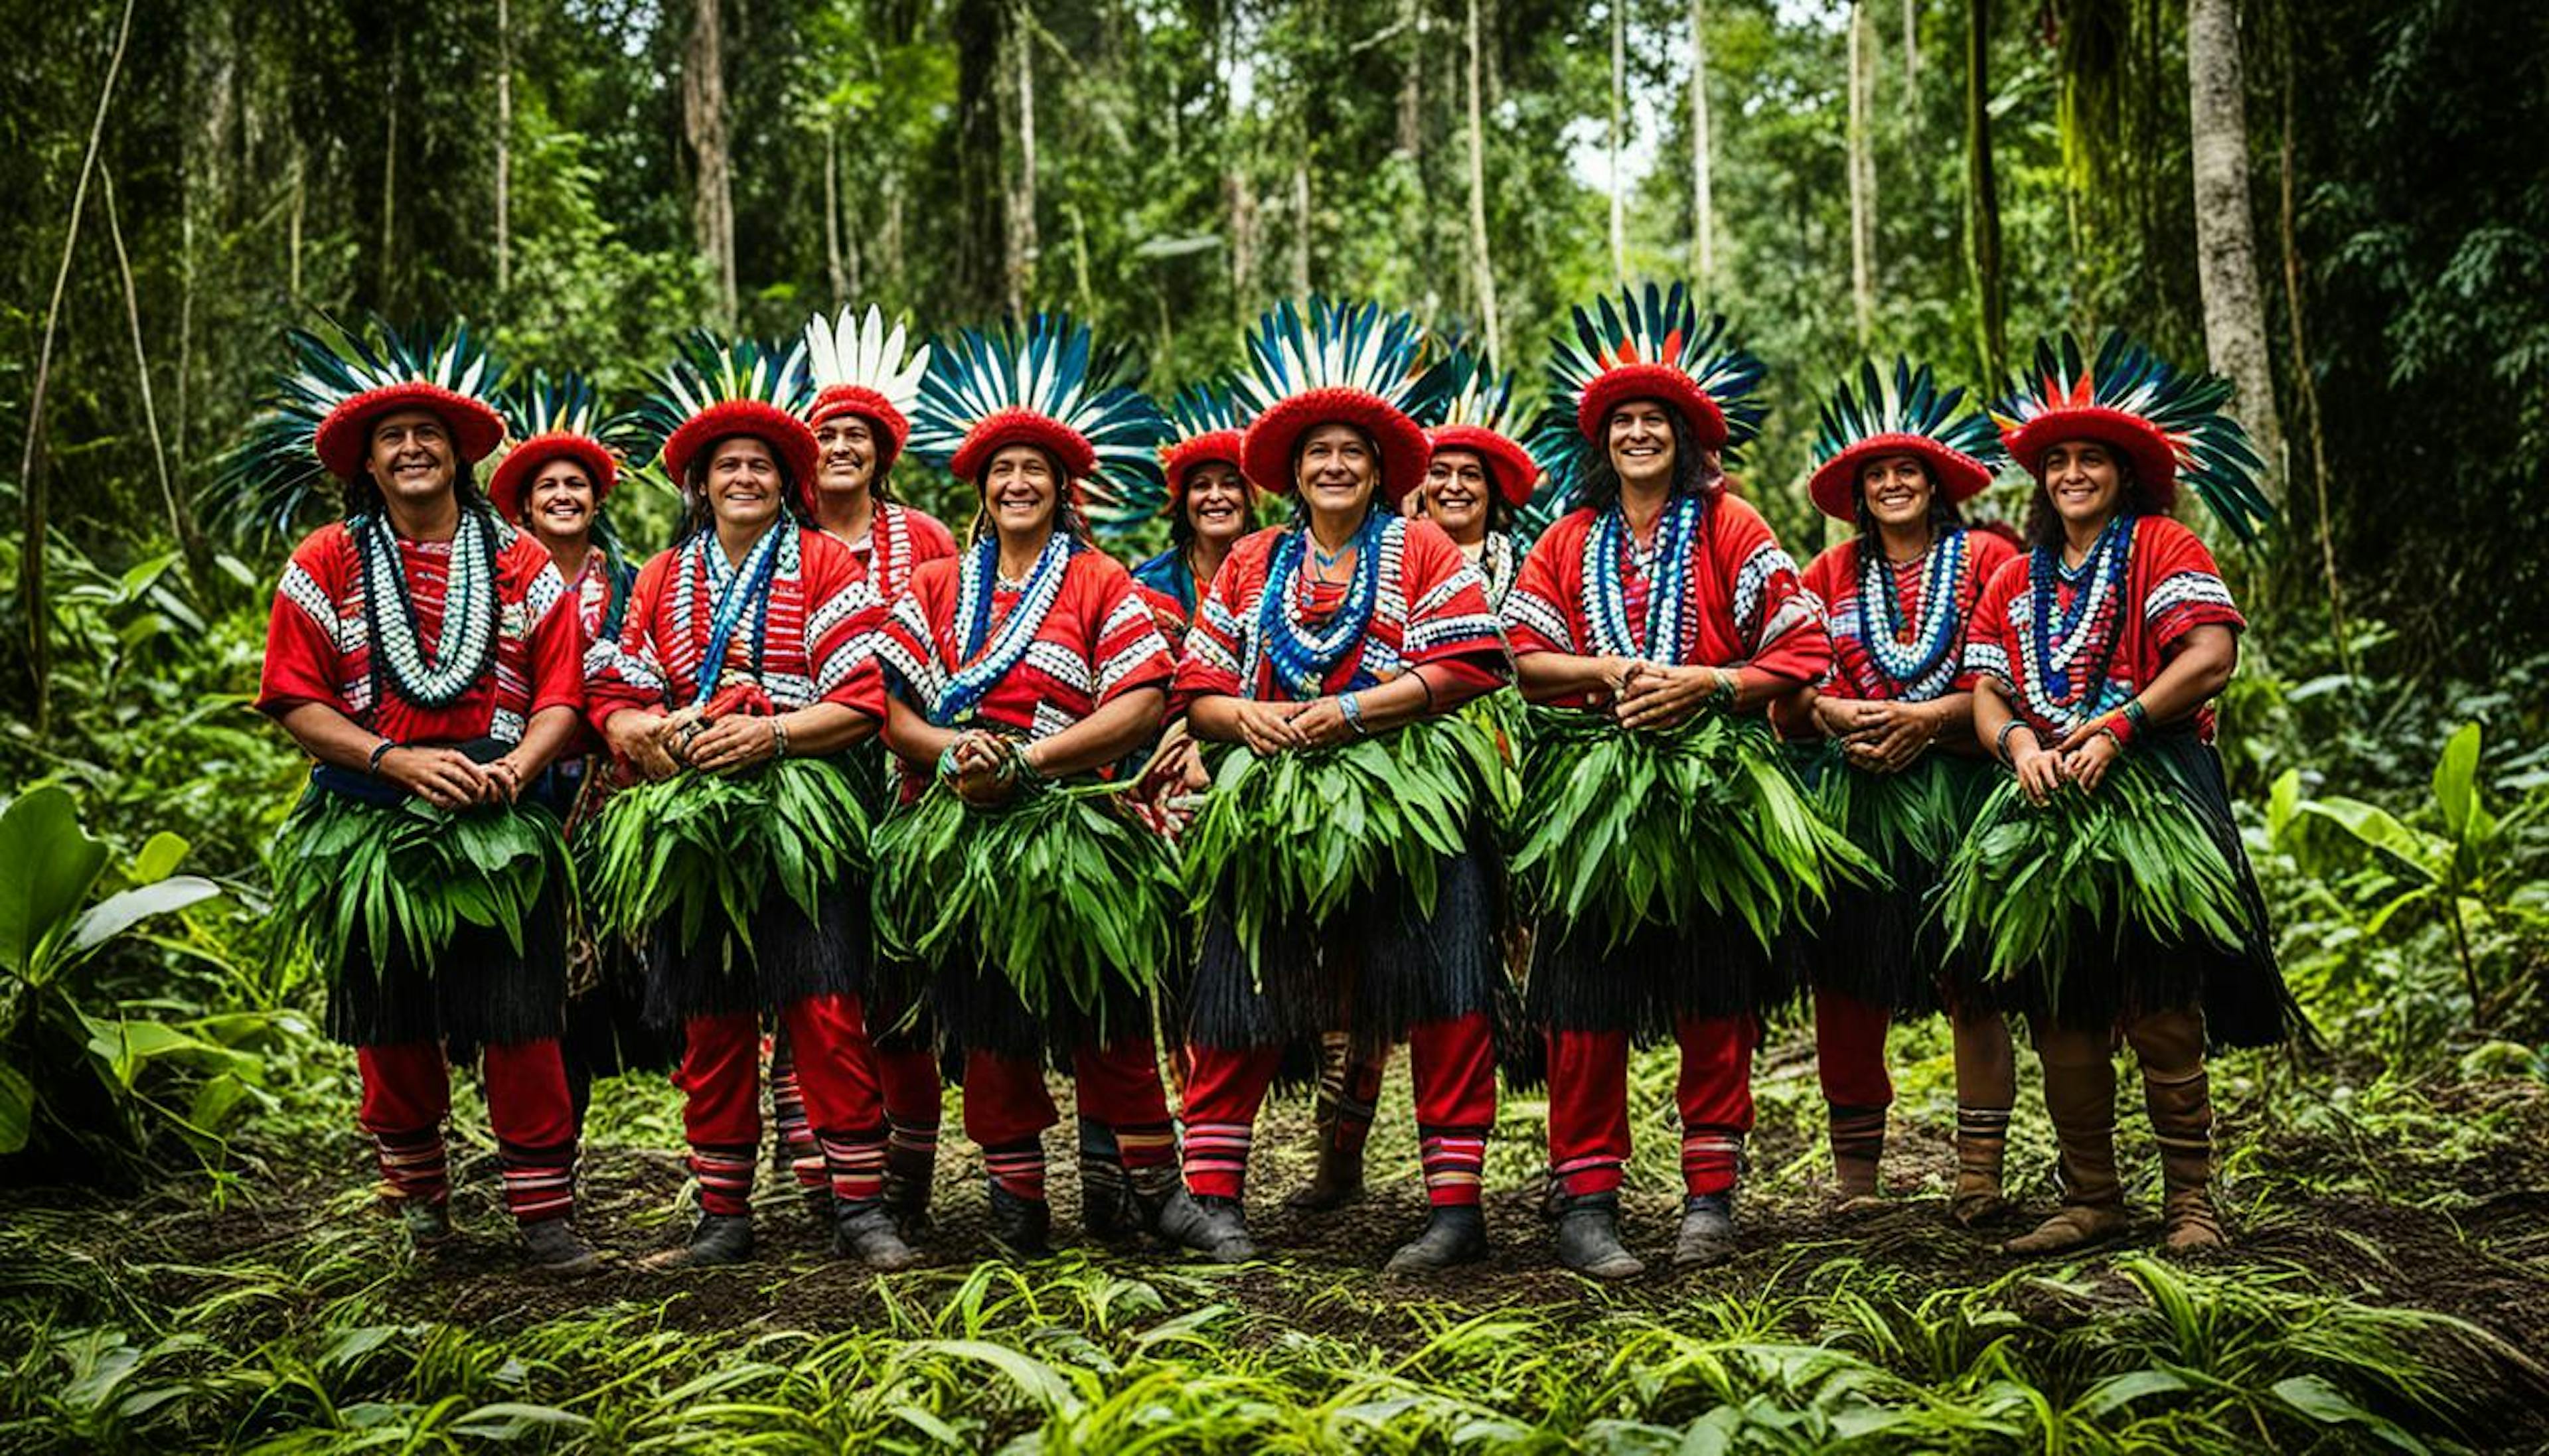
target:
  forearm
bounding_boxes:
[1347,671,1440,733]
[1185,693,1249,743]
[2128,628,2239,731]
[507,705,583,777]
[1023,689,1166,778]
[1972,678,2025,759]
[1926,691,1978,750]
[1725,665,1805,712]
[883,695,963,767]
[1515,650,1610,704]
[780,701,876,758]
[275,701,388,774]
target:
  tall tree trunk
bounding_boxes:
[684,0,736,326]
[2187,0,2284,496]
[1689,0,1713,285]
[1291,155,1311,297]
[104,168,206,580]
[1223,8,1255,327]
[1964,0,2005,380]
[1902,0,1918,96]
[1005,0,1038,321]
[1397,0,1423,160]
[824,121,846,305]
[380,27,400,302]
[1608,0,1625,281]
[19,0,136,735]
[1465,0,1502,361]
[1848,0,1877,345]
[496,0,511,294]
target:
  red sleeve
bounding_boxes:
[1800,542,1850,612]
[1715,496,1831,684]
[1951,530,2022,692]
[258,524,351,719]
[506,536,587,720]
[1396,520,1512,684]
[873,557,956,709]
[1500,511,1586,657]
[801,532,886,720]
[907,507,959,565]
[2137,516,2246,652]
[1171,528,1273,709]
[1079,553,1176,706]
[586,550,678,733]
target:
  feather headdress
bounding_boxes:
[1807,358,2003,520]
[1531,283,1765,509]
[1233,298,1446,504]
[908,314,1167,520]
[1991,330,2272,543]
[625,332,818,514]
[801,305,932,478]
[488,371,623,524]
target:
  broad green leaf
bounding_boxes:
[69,877,224,958]
[2433,721,2481,839]
[0,786,110,980]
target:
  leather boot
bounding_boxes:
[645,1212,753,1271]
[2003,1026,2128,1256]
[882,1140,936,1238]
[1552,1192,1643,1280]
[1135,1169,1255,1263]
[986,1180,1053,1260]
[1950,1103,2014,1228]
[398,1199,456,1251]
[1827,1103,1887,1214]
[834,1199,923,1271]
[1672,1191,1738,1268]
[2133,1009,2225,1250]
[1385,1205,1488,1274]
[1078,1117,1135,1242]
[520,1218,601,1276]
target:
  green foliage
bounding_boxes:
[1180,716,1498,966]
[872,781,1177,1026]
[1511,707,1877,953]
[270,790,571,973]
[581,756,872,958]
[1804,743,1983,869]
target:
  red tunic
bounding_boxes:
[1501,494,1831,707]
[1172,517,1511,708]
[585,526,886,728]
[1964,514,2245,742]
[874,545,1174,741]
[829,501,957,601]
[259,518,583,745]
[1801,529,2019,703]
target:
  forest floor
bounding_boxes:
[8,1023,2549,1451]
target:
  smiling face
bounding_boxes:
[981,443,1061,539]
[1422,449,1493,544]
[814,413,878,500]
[364,408,457,509]
[2039,439,2127,530]
[524,459,599,547]
[1295,423,1378,521]
[1604,401,1677,491]
[703,435,785,534]
[1182,461,1249,547]
[1857,453,1936,532]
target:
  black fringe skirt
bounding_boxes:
[643,873,871,1026]
[326,891,570,1050]
[1792,754,1999,1019]
[911,958,1156,1069]
[1525,897,1801,1043]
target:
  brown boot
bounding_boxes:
[1950,1103,2013,1228]
[2131,1010,2224,1250]
[1286,1037,1375,1213]
[2003,1025,2127,1256]
[1827,1103,1887,1215]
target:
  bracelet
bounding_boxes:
[1012,738,1045,785]
[768,715,791,759]
[935,742,965,783]
[1994,719,2037,766]
[1708,666,1739,708]
[2122,697,2150,732]
[366,739,398,776]
[1338,692,1368,736]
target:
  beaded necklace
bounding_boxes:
[1257,511,1386,699]
[1476,530,1519,611]
[1855,527,1968,695]
[354,508,499,711]
[1583,493,1701,662]
[2017,513,2136,730]
[686,525,786,707]
[933,529,1076,726]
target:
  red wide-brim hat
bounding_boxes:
[809,384,914,478]
[1427,424,1540,508]
[1241,388,1430,506]
[1575,362,1729,452]
[1161,428,1250,511]
[489,432,621,524]
[948,407,1099,485]
[663,401,823,516]
[313,384,506,482]
[2001,407,2181,508]
[1807,431,1997,521]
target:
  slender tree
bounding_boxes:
[684,0,737,325]
[2187,0,2284,494]
[1848,0,1877,346]
[1689,0,1713,285]
[496,0,511,295]
[1964,0,2005,380]
[1609,0,1625,281]
[1466,0,1502,360]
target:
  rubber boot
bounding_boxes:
[986,1179,1052,1260]
[645,1212,753,1270]
[834,1199,923,1271]
[2003,1025,2129,1256]
[1671,1190,1738,1268]
[2133,1009,2225,1250]
[1078,1117,1135,1242]
[1552,1192,1643,1280]
[520,1217,601,1276]
[1384,1205,1488,1274]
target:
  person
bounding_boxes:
[1175,299,1514,1272]
[1502,283,1838,1276]
[1960,330,2291,1254]
[243,322,599,1275]
[765,306,961,1233]
[868,314,1234,1259]
[585,334,917,1272]
[1787,359,2021,1223]
[485,372,670,1128]
[1126,386,1259,644]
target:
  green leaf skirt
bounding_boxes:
[871,780,1177,1060]
[1934,731,2295,1047]
[1790,745,2001,1018]
[271,783,571,1049]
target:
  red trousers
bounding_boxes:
[1184,1013,1496,1206]
[676,993,887,1216]
[357,1038,576,1223]
[1812,989,1894,1109]
[773,1035,943,1191]
[1545,1014,1758,1199]
[961,1038,1180,1199]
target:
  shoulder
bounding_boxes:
[285,521,354,577]
[2133,513,2217,570]
[1803,539,1858,591]
[495,522,561,587]
[1393,516,1463,567]
[1225,526,1286,577]
[1707,492,1780,551]
[1130,548,1178,590]
[897,504,960,557]
[1966,526,2021,577]
[1529,508,1598,559]
[797,526,859,578]
[1068,544,1138,593]
[1977,547,2033,604]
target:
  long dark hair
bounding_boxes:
[1576,406,1723,513]
[680,435,804,540]
[2021,456,2161,551]
[1851,458,1966,557]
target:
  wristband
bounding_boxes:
[1338,692,1368,737]
[935,743,965,783]
[1709,666,1739,708]
[1994,719,2038,766]
[367,739,398,776]
[1012,739,1046,785]
[769,715,791,759]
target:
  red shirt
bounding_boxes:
[586,526,886,729]
[1964,514,2245,741]
[874,544,1174,741]
[1802,529,2019,703]
[1502,494,1831,707]
[259,517,584,745]
[830,501,957,601]
[1172,517,1511,708]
